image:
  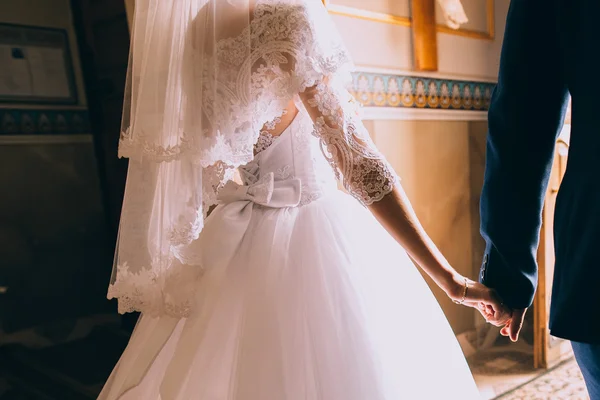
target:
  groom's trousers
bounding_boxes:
[572,342,600,400]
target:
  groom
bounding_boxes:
[479,0,600,398]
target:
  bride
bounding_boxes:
[100,0,507,398]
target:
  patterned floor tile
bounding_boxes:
[496,358,588,400]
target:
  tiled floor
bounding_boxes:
[469,340,588,400]
[496,358,588,400]
[470,346,539,399]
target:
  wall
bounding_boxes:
[370,119,490,334]
[374,120,475,333]
[331,0,509,80]
[328,0,510,334]
[0,1,113,331]
[0,0,87,108]
[0,0,91,135]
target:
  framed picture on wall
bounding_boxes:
[322,0,494,40]
[0,23,78,105]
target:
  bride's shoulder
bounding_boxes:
[252,0,323,27]
[253,0,312,15]
[248,0,333,50]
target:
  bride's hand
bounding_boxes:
[447,274,512,326]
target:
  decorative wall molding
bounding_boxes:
[362,107,488,121]
[0,108,91,135]
[0,134,92,145]
[1,72,496,134]
[350,70,495,120]
[356,65,497,83]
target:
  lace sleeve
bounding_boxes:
[299,78,400,205]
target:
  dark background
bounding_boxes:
[0,1,135,398]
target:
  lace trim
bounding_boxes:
[302,81,399,206]
[107,260,202,318]
[254,109,288,155]
[299,185,322,206]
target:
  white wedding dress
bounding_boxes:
[100,106,480,399]
[100,1,480,399]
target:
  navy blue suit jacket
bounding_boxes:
[480,0,600,344]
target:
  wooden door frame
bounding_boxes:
[534,213,550,369]
[533,133,571,369]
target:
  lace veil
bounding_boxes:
[109,0,353,317]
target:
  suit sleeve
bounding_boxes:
[479,0,569,309]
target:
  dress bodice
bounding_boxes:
[239,109,338,207]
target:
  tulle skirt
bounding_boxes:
[99,191,480,400]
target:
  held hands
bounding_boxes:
[481,302,527,342]
[448,274,527,342]
[465,273,527,341]
[499,308,527,342]
[447,274,512,327]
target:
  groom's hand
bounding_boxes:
[455,279,512,326]
[476,301,512,327]
[500,308,527,342]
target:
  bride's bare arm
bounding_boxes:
[368,186,460,296]
[299,79,507,317]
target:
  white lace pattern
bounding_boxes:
[118,0,352,209]
[300,81,399,205]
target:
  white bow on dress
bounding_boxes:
[217,170,302,209]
